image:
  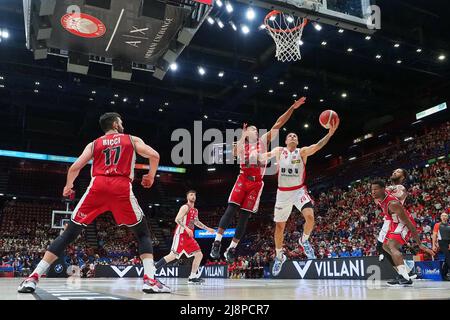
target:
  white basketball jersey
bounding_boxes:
[387,185,407,205]
[278,148,305,188]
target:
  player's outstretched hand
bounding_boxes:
[329,117,340,136]
[186,229,194,238]
[63,185,74,197]
[420,245,435,257]
[292,97,307,109]
[141,174,154,188]
[207,228,216,234]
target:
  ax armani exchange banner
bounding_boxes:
[49,0,190,64]
[94,265,228,278]
[271,257,405,280]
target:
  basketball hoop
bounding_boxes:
[264,10,308,62]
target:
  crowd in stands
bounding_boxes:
[0,122,448,279]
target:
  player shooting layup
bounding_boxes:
[210,97,307,263]
[260,118,339,276]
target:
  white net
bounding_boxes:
[264,11,307,63]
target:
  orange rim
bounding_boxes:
[264,10,308,33]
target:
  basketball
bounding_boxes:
[319,110,339,129]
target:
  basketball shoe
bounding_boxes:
[210,240,221,259]
[299,239,316,259]
[142,275,171,293]
[272,254,287,277]
[17,273,39,293]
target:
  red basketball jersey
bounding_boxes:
[378,192,414,224]
[240,140,266,178]
[175,206,198,234]
[91,133,136,180]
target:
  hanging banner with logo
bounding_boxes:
[271,257,412,280]
[94,265,228,278]
[49,0,190,64]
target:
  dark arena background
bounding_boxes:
[0,0,449,309]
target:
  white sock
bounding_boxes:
[404,260,412,273]
[397,265,410,280]
[228,241,238,249]
[301,233,310,243]
[215,234,223,242]
[189,272,198,279]
[32,260,50,277]
[142,258,155,279]
[276,248,284,259]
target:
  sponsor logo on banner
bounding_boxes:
[276,257,385,279]
[122,26,149,48]
[198,266,225,278]
[156,267,178,277]
[61,13,106,38]
[111,266,133,278]
[313,259,365,278]
[292,261,312,279]
[95,265,226,278]
[144,18,175,59]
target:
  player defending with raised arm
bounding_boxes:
[371,180,435,286]
[18,112,170,294]
[260,119,339,275]
[210,97,307,263]
[156,191,216,284]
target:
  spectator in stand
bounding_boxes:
[351,246,363,257]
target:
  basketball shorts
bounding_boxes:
[274,186,314,223]
[228,174,264,213]
[71,176,144,227]
[384,221,411,246]
[377,219,391,243]
[171,231,201,258]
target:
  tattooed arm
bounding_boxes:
[194,217,216,234]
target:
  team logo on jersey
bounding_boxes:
[61,13,106,38]
[77,211,87,219]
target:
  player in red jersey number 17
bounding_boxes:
[18,113,170,294]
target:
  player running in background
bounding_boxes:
[18,113,170,294]
[155,190,216,284]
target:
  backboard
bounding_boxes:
[237,0,378,34]
[51,210,73,229]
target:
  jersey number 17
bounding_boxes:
[103,146,121,166]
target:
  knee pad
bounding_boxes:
[130,217,153,255]
[219,203,240,230]
[234,211,251,240]
[48,221,83,257]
